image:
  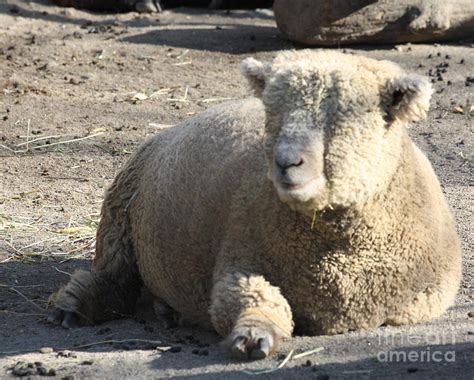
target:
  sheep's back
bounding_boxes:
[128,98,267,324]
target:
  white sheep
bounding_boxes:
[49,50,462,360]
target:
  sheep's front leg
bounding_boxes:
[209,271,294,360]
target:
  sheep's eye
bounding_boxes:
[381,90,404,125]
[383,113,394,124]
[391,90,404,107]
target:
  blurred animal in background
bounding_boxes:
[52,0,274,13]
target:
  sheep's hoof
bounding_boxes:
[227,325,275,360]
[134,0,162,13]
[47,308,79,329]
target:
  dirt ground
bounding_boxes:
[0,1,473,379]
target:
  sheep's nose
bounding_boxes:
[274,146,304,173]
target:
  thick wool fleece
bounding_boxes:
[55,51,461,344]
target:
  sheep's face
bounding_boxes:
[242,51,432,215]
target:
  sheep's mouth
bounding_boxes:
[278,178,316,191]
[274,176,327,203]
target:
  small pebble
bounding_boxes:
[468,311,474,318]
[81,360,94,365]
[303,359,312,366]
[428,54,432,58]
[447,80,452,85]
[61,376,75,380]
[437,52,441,57]
[445,54,451,59]
[57,350,76,358]
[39,347,54,354]
[37,366,48,375]
[48,368,57,376]
[12,366,32,377]
[460,59,465,64]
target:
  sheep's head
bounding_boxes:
[242,50,432,215]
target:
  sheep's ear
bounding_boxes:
[241,58,270,97]
[384,74,433,123]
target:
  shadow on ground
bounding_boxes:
[1,2,276,30]
[1,2,290,54]
[122,24,290,53]
[156,341,474,379]
[1,259,472,379]
[0,259,220,356]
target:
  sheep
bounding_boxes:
[49,50,462,360]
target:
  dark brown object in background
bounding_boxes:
[52,0,273,12]
[52,0,136,12]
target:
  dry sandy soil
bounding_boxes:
[0,1,473,379]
